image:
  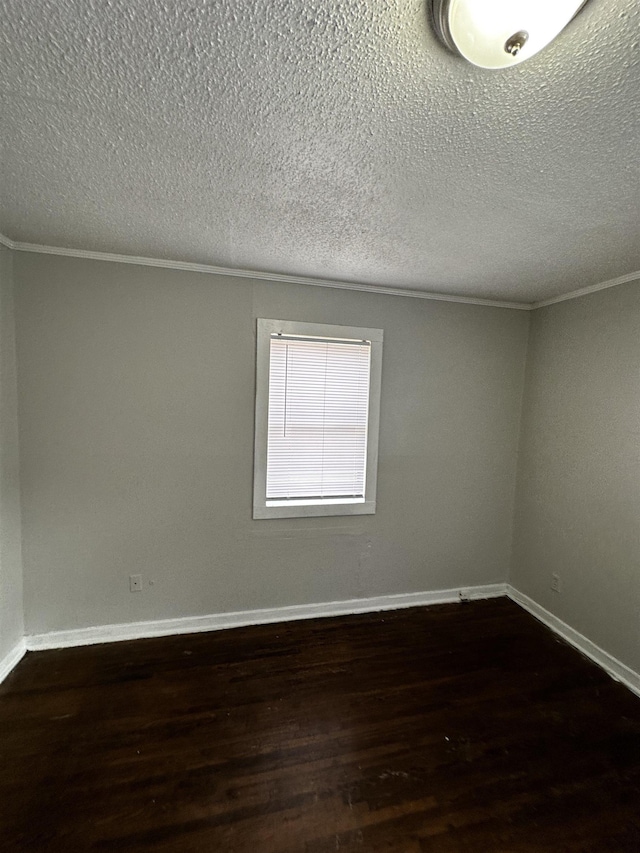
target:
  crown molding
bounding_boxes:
[5,235,638,311]
[0,232,16,250]
[533,270,640,309]
[6,239,531,310]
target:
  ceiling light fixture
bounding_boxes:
[430,0,588,69]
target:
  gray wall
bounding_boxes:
[512,282,640,675]
[0,246,24,659]
[14,253,529,634]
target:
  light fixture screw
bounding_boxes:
[504,30,529,56]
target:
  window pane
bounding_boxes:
[266,336,371,500]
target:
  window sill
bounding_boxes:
[253,500,376,520]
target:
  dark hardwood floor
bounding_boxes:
[1,598,640,852]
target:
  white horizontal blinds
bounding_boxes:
[266,334,371,501]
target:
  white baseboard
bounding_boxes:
[17,584,640,702]
[0,639,27,685]
[25,583,507,650]
[507,585,640,700]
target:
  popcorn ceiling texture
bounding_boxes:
[0,0,638,302]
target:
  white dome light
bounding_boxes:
[430,0,588,69]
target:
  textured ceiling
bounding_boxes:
[0,0,638,303]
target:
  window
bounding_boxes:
[253,319,383,519]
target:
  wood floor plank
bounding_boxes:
[1,598,640,851]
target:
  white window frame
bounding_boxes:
[253,318,383,520]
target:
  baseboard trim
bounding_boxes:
[18,586,640,700]
[25,583,507,650]
[507,585,640,699]
[0,639,27,685]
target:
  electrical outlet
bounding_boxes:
[551,573,562,593]
[130,574,143,592]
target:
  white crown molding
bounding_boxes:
[25,583,507,650]
[6,239,531,310]
[4,234,639,311]
[507,585,640,699]
[0,638,26,685]
[533,270,640,309]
